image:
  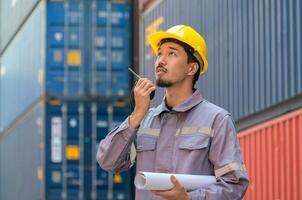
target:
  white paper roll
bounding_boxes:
[134,172,216,191]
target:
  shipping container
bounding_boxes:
[1,0,132,130]
[0,0,41,52]
[0,101,43,200]
[46,0,131,98]
[139,0,302,122]
[45,100,131,200]
[0,0,133,199]
[0,99,133,200]
[0,0,45,132]
[238,108,302,200]
[46,0,86,97]
[89,1,131,97]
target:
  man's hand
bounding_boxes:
[151,175,192,200]
[129,78,156,128]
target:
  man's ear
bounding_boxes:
[188,62,199,76]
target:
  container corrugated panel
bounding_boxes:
[140,0,302,121]
[46,0,85,97]
[90,1,131,97]
[45,100,131,200]
[0,0,40,52]
[0,1,45,132]
[238,108,302,200]
[46,0,131,98]
[0,101,44,200]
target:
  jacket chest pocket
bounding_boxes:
[136,135,157,152]
[135,135,157,171]
[178,134,210,150]
[172,134,211,172]
[174,134,211,170]
[174,134,210,166]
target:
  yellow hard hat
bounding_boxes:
[147,25,208,75]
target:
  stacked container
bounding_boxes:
[238,108,302,200]
[138,0,302,199]
[0,0,133,200]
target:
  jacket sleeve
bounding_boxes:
[189,114,249,200]
[96,117,138,173]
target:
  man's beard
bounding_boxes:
[156,79,173,87]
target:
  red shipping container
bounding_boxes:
[238,108,302,200]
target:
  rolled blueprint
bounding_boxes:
[135,172,216,191]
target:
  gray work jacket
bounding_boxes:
[97,89,249,200]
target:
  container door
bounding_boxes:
[91,102,132,200]
[90,0,131,98]
[46,101,84,200]
[46,0,84,97]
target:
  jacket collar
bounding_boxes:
[154,89,204,116]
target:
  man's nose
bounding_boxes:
[156,54,167,66]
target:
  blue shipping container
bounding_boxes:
[46,0,131,98]
[45,100,131,200]
[0,0,133,199]
[0,0,132,132]
[0,99,132,200]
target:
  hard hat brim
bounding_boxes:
[147,31,187,55]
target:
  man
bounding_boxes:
[97,25,249,200]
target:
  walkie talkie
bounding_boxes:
[128,67,155,100]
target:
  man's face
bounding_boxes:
[154,42,190,87]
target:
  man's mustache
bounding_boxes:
[156,64,167,72]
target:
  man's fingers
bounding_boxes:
[143,86,156,96]
[171,175,182,189]
[151,176,181,198]
[151,177,188,199]
[140,81,154,91]
[135,78,147,89]
[135,78,143,87]
[135,79,155,96]
[135,79,152,90]
[151,190,174,198]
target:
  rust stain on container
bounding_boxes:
[238,108,302,200]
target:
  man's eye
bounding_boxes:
[157,52,162,57]
[169,52,176,56]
